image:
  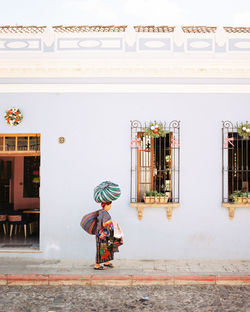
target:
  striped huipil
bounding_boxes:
[95,210,114,264]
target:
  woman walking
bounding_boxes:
[93,181,122,270]
[94,201,114,270]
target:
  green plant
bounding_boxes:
[230,190,242,202]
[233,190,242,197]
[144,190,157,196]
[236,122,250,139]
[144,191,151,197]
[143,121,169,138]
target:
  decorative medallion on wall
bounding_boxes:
[58,137,65,144]
[236,122,250,139]
[4,108,23,126]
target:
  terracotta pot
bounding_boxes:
[159,197,165,204]
[242,197,248,204]
[150,196,155,204]
[144,197,150,204]
[155,197,160,204]
[237,197,243,204]
[164,196,169,203]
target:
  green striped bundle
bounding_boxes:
[94,181,121,203]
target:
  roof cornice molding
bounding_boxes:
[0,26,250,78]
[1,58,250,78]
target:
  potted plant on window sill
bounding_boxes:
[144,191,169,204]
[159,193,169,203]
[242,192,249,204]
[144,191,152,204]
[230,191,242,203]
[229,190,250,204]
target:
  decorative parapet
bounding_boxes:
[0,25,250,54]
[0,25,250,79]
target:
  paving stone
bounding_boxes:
[0,285,249,312]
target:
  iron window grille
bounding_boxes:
[222,121,249,203]
[130,120,180,203]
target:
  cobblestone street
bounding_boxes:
[0,285,249,312]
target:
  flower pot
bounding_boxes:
[144,197,150,204]
[242,197,248,204]
[164,196,169,203]
[150,196,155,204]
[232,197,238,203]
[159,196,165,204]
[155,197,160,204]
[237,197,243,204]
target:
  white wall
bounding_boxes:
[0,92,250,259]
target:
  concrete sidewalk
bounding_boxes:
[0,258,249,286]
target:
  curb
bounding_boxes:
[0,274,250,286]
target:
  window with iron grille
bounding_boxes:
[130,120,180,203]
[222,121,250,203]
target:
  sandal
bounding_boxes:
[94,265,106,270]
[104,263,114,268]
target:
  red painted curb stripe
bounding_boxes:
[7,275,48,281]
[49,275,90,281]
[216,275,250,281]
[0,275,7,282]
[174,275,215,281]
[3,275,250,284]
[92,275,131,280]
[132,275,173,281]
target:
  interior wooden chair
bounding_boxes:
[7,213,31,238]
[0,214,7,235]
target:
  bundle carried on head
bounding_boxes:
[94,181,121,203]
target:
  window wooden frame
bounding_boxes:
[0,134,40,156]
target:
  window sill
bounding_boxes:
[222,203,250,220]
[130,202,180,221]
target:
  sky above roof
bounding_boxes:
[0,0,250,27]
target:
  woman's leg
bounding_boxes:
[95,236,102,268]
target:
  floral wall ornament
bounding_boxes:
[236,122,250,139]
[4,108,23,126]
[143,121,169,138]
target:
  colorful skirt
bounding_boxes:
[96,236,114,264]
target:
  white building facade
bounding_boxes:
[0,25,249,259]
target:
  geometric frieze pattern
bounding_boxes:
[58,38,123,50]
[0,25,250,54]
[0,39,41,51]
[0,26,249,56]
[0,35,249,54]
